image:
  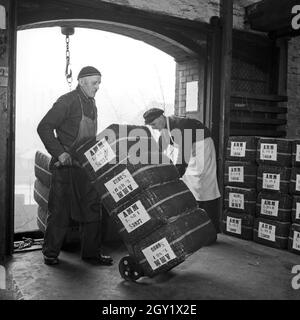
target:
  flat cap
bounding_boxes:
[143,108,164,124]
[77,66,101,80]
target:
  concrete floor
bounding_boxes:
[4,234,300,300]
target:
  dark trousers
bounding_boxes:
[42,220,102,259]
[197,198,221,234]
[42,166,103,259]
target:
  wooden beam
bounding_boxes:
[231,91,287,102]
[218,0,233,222]
[0,0,17,259]
[230,128,286,137]
[230,105,287,114]
[230,117,286,125]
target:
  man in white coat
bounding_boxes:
[143,108,221,235]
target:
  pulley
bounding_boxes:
[61,27,75,90]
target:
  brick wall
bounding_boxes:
[175,59,200,116]
[172,0,264,122]
[101,0,220,24]
[287,36,300,138]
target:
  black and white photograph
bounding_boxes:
[0,0,299,308]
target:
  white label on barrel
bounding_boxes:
[261,199,279,217]
[296,175,300,191]
[226,216,242,235]
[258,222,276,242]
[142,238,177,271]
[260,143,277,161]
[84,139,116,172]
[296,145,300,162]
[105,169,139,202]
[292,231,300,251]
[230,142,246,157]
[229,166,244,182]
[262,173,280,190]
[296,202,300,220]
[229,193,244,210]
[118,200,151,233]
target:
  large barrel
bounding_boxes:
[257,165,291,194]
[224,186,256,215]
[253,218,290,249]
[256,191,292,223]
[288,223,300,255]
[33,179,49,212]
[109,180,198,244]
[96,156,179,212]
[34,151,52,188]
[256,138,292,167]
[226,136,257,162]
[224,161,257,189]
[221,210,254,240]
[125,207,216,278]
[74,124,159,182]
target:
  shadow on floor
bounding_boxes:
[5,234,300,300]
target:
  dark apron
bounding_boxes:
[48,95,100,223]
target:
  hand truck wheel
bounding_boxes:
[119,255,143,281]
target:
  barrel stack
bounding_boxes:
[222,136,258,240]
[253,138,292,250]
[74,124,216,280]
[288,140,300,255]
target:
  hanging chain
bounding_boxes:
[65,34,73,90]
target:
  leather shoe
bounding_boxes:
[82,254,113,266]
[44,256,59,265]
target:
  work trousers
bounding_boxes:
[42,220,102,259]
[197,198,220,234]
[42,166,103,259]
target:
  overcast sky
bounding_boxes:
[16,27,175,156]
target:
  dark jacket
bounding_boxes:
[37,85,97,160]
[159,116,211,176]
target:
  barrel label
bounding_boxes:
[292,231,300,251]
[229,167,244,183]
[226,216,242,235]
[84,138,116,172]
[296,175,300,191]
[261,199,279,217]
[262,173,280,190]
[260,143,277,161]
[142,238,176,271]
[229,193,244,210]
[105,169,138,202]
[296,145,300,162]
[258,222,276,242]
[296,202,300,220]
[230,142,246,157]
[118,200,151,233]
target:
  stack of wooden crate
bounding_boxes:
[253,138,292,250]
[288,140,300,255]
[222,136,258,240]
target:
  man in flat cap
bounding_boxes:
[37,66,113,266]
[143,108,221,236]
